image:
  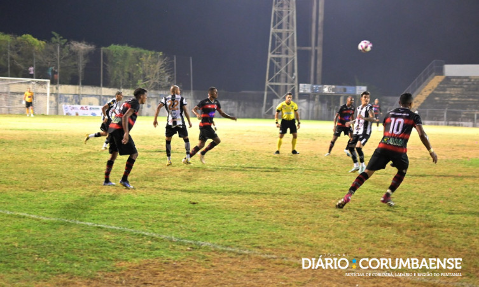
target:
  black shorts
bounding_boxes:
[100,119,111,132]
[108,130,138,156]
[279,119,297,134]
[165,125,188,138]
[366,148,409,172]
[199,126,218,141]
[334,126,351,137]
[25,102,33,108]
[349,134,371,147]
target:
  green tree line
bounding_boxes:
[0,32,171,90]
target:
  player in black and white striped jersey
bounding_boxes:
[84,91,123,150]
[347,91,379,173]
[153,85,193,166]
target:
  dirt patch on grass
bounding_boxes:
[41,253,456,286]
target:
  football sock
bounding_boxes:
[348,172,370,195]
[349,147,358,163]
[166,140,171,157]
[388,170,406,192]
[104,160,114,183]
[190,146,200,158]
[183,138,191,158]
[277,138,283,151]
[121,157,136,182]
[292,138,297,151]
[200,141,218,155]
[89,132,101,138]
[356,147,364,163]
[328,141,335,153]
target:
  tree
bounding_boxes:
[136,51,171,90]
[104,44,171,90]
[0,33,14,76]
[70,41,95,93]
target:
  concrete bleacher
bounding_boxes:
[418,76,479,110]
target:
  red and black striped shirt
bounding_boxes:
[378,108,422,154]
[108,98,140,133]
[196,98,221,128]
[336,104,355,127]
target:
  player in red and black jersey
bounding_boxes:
[190,87,237,164]
[325,96,355,156]
[372,98,382,128]
[102,88,148,189]
[336,93,438,209]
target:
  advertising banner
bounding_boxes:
[63,105,102,116]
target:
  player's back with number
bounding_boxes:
[379,108,422,154]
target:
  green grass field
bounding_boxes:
[1,114,478,286]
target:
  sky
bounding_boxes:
[1,0,479,96]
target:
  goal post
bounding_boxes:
[0,77,51,115]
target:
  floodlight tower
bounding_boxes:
[262,0,299,116]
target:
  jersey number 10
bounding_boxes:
[388,118,404,134]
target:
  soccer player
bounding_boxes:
[372,98,382,128]
[190,87,237,164]
[274,92,301,155]
[336,93,438,209]
[24,88,34,117]
[153,85,193,166]
[347,91,378,173]
[325,96,355,157]
[85,91,123,150]
[103,88,148,189]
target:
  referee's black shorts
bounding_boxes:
[279,119,297,134]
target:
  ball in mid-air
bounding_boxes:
[358,40,372,53]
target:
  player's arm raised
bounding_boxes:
[153,102,164,128]
[218,108,237,121]
[415,124,438,164]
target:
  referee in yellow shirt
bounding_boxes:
[274,92,300,155]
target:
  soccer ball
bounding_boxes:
[358,40,372,53]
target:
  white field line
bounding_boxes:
[0,209,287,261]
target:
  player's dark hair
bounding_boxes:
[115,91,122,96]
[286,92,293,96]
[360,91,370,97]
[133,88,147,99]
[399,93,413,105]
[208,87,217,94]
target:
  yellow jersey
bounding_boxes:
[276,101,298,121]
[24,91,34,102]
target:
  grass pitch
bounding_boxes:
[0,114,478,286]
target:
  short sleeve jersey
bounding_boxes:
[24,91,34,102]
[108,98,140,132]
[103,97,121,121]
[378,108,422,154]
[353,104,374,136]
[336,104,355,127]
[276,101,298,121]
[196,98,221,128]
[160,94,187,127]
[372,104,381,115]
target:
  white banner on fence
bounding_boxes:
[63,105,102,116]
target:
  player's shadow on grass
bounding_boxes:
[56,193,120,220]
